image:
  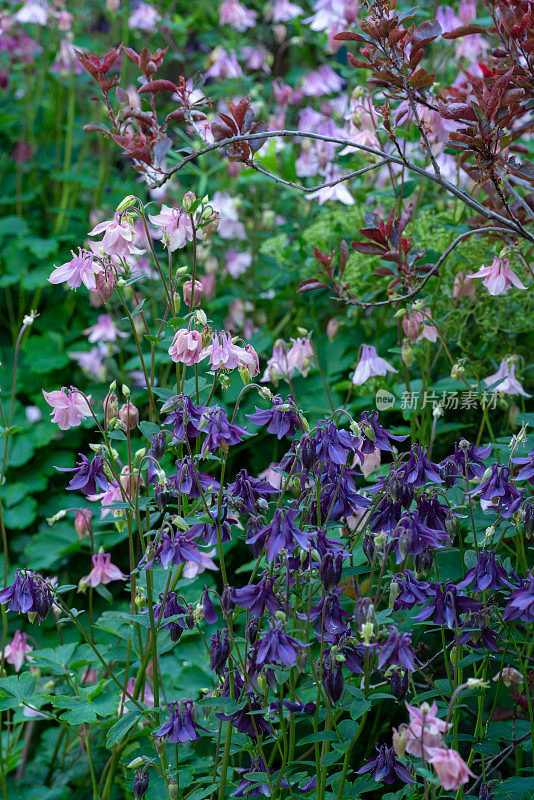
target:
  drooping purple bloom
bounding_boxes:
[232,757,290,798]
[0,570,53,622]
[153,700,205,743]
[356,745,414,784]
[233,576,281,617]
[416,494,452,533]
[413,581,483,628]
[511,447,534,484]
[227,469,278,515]
[246,507,312,562]
[456,550,512,592]
[313,462,369,524]
[247,394,302,439]
[256,623,306,667]
[440,442,492,487]
[162,394,206,444]
[503,573,534,622]
[358,411,408,454]
[56,453,109,495]
[377,627,416,671]
[392,570,434,610]
[369,498,404,535]
[202,587,217,624]
[314,420,360,466]
[458,611,504,651]
[217,694,274,740]
[147,432,167,483]
[200,407,247,455]
[303,588,352,637]
[138,530,205,570]
[170,457,219,498]
[210,629,231,674]
[319,552,343,590]
[469,464,523,518]
[322,657,344,702]
[149,591,188,640]
[389,512,450,563]
[399,445,443,486]
[187,501,233,546]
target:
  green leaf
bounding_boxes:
[53,697,98,725]
[106,708,143,747]
[0,673,36,710]
[3,496,37,529]
[0,215,29,236]
[138,421,162,442]
[350,699,372,720]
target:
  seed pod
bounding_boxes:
[133,768,149,800]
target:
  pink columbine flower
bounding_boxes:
[357,447,381,478]
[183,279,204,307]
[69,346,107,382]
[118,677,154,716]
[82,552,127,588]
[168,329,204,366]
[304,0,346,31]
[484,361,531,398]
[402,308,438,344]
[88,213,141,259]
[261,343,292,385]
[427,747,474,791]
[493,667,523,687]
[241,45,272,73]
[128,2,161,30]
[307,167,355,205]
[225,249,252,278]
[258,464,283,489]
[453,271,476,300]
[88,482,123,520]
[49,248,98,290]
[302,64,344,96]
[268,0,304,21]
[43,387,92,430]
[211,192,246,239]
[352,345,398,386]
[148,205,193,251]
[205,48,243,80]
[219,0,257,30]
[14,0,48,25]
[3,631,33,672]
[404,701,451,759]
[183,549,218,579]
[469,255,526,296]
[202,331,257,373]
[83,314,127,343]
[287,337,314,377]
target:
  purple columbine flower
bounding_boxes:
[458,610,504,651]
[0,569,53,622]
[55,453,109,495]
[210,629,230,674]
[314,420,360,466]
[233,576,281,617]
[502,573,534,622]
[369,498,404,535]
[187,501,233,546]
[246,507,312,562]
[356,744,414,784]
[389,512,450,563]
[469,464,523,518]
[416,494,452,533]
[322,656,344,702]
[201,587,217,624]
[217,695,274,740]
[147,432,167,483]
[440,441,492,487]
[457,550,513,592]
[319,552,343,590]
[358,411,408,454]
[313,462,369,524]
[377,627,416,671]
[227,469,278,515]
[170,457,219,498]
[162,394,206,443]
[399,445,443,486]
[256,623,306,667]
[303,588,352,637]
[231,757,290,798]
[153,700,205,743]
[511,447,534,484]
[413,581,483,628]
[247,394,302,439]
[392,570,434,610]
[138,530,205,570]
[200,407,247,455]
[149,591,188,641]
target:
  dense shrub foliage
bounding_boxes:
[0,2,533,800]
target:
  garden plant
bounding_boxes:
[0,1,533,800]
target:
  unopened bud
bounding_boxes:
[119,401,139,431]
[182,191,196,211]
[401,344,413,368]
[74,509,92,540]
[257,673,267,693]
[117,195,137,213]
[451,363,465,381]
[183,279,203,308]
[103,392,119,427]
[392,726,408,757]
[274,611,287,624]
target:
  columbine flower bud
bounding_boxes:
[47,510,67,525]
[182,191,196,211]
[168,778,178,800]
[361,621,374,644]
[135,591,146,611]
[296,650,307,672]
[74,509,92,540]
[326,318,339,340]
[275,611,287,624]
[183,279,203,308]
[23,309,38,326]
[245,618,259,644]
[388,580,399,609]
[119,401,139,431]
[127,757,145,770]
[401,344,414,367]
[451,363,465,381]
[390,669,409,701]
[103,393,119,427]
[117,195,137,213]
[257,673,267,694]
[493,667,523,687]
[392,726,408,757]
